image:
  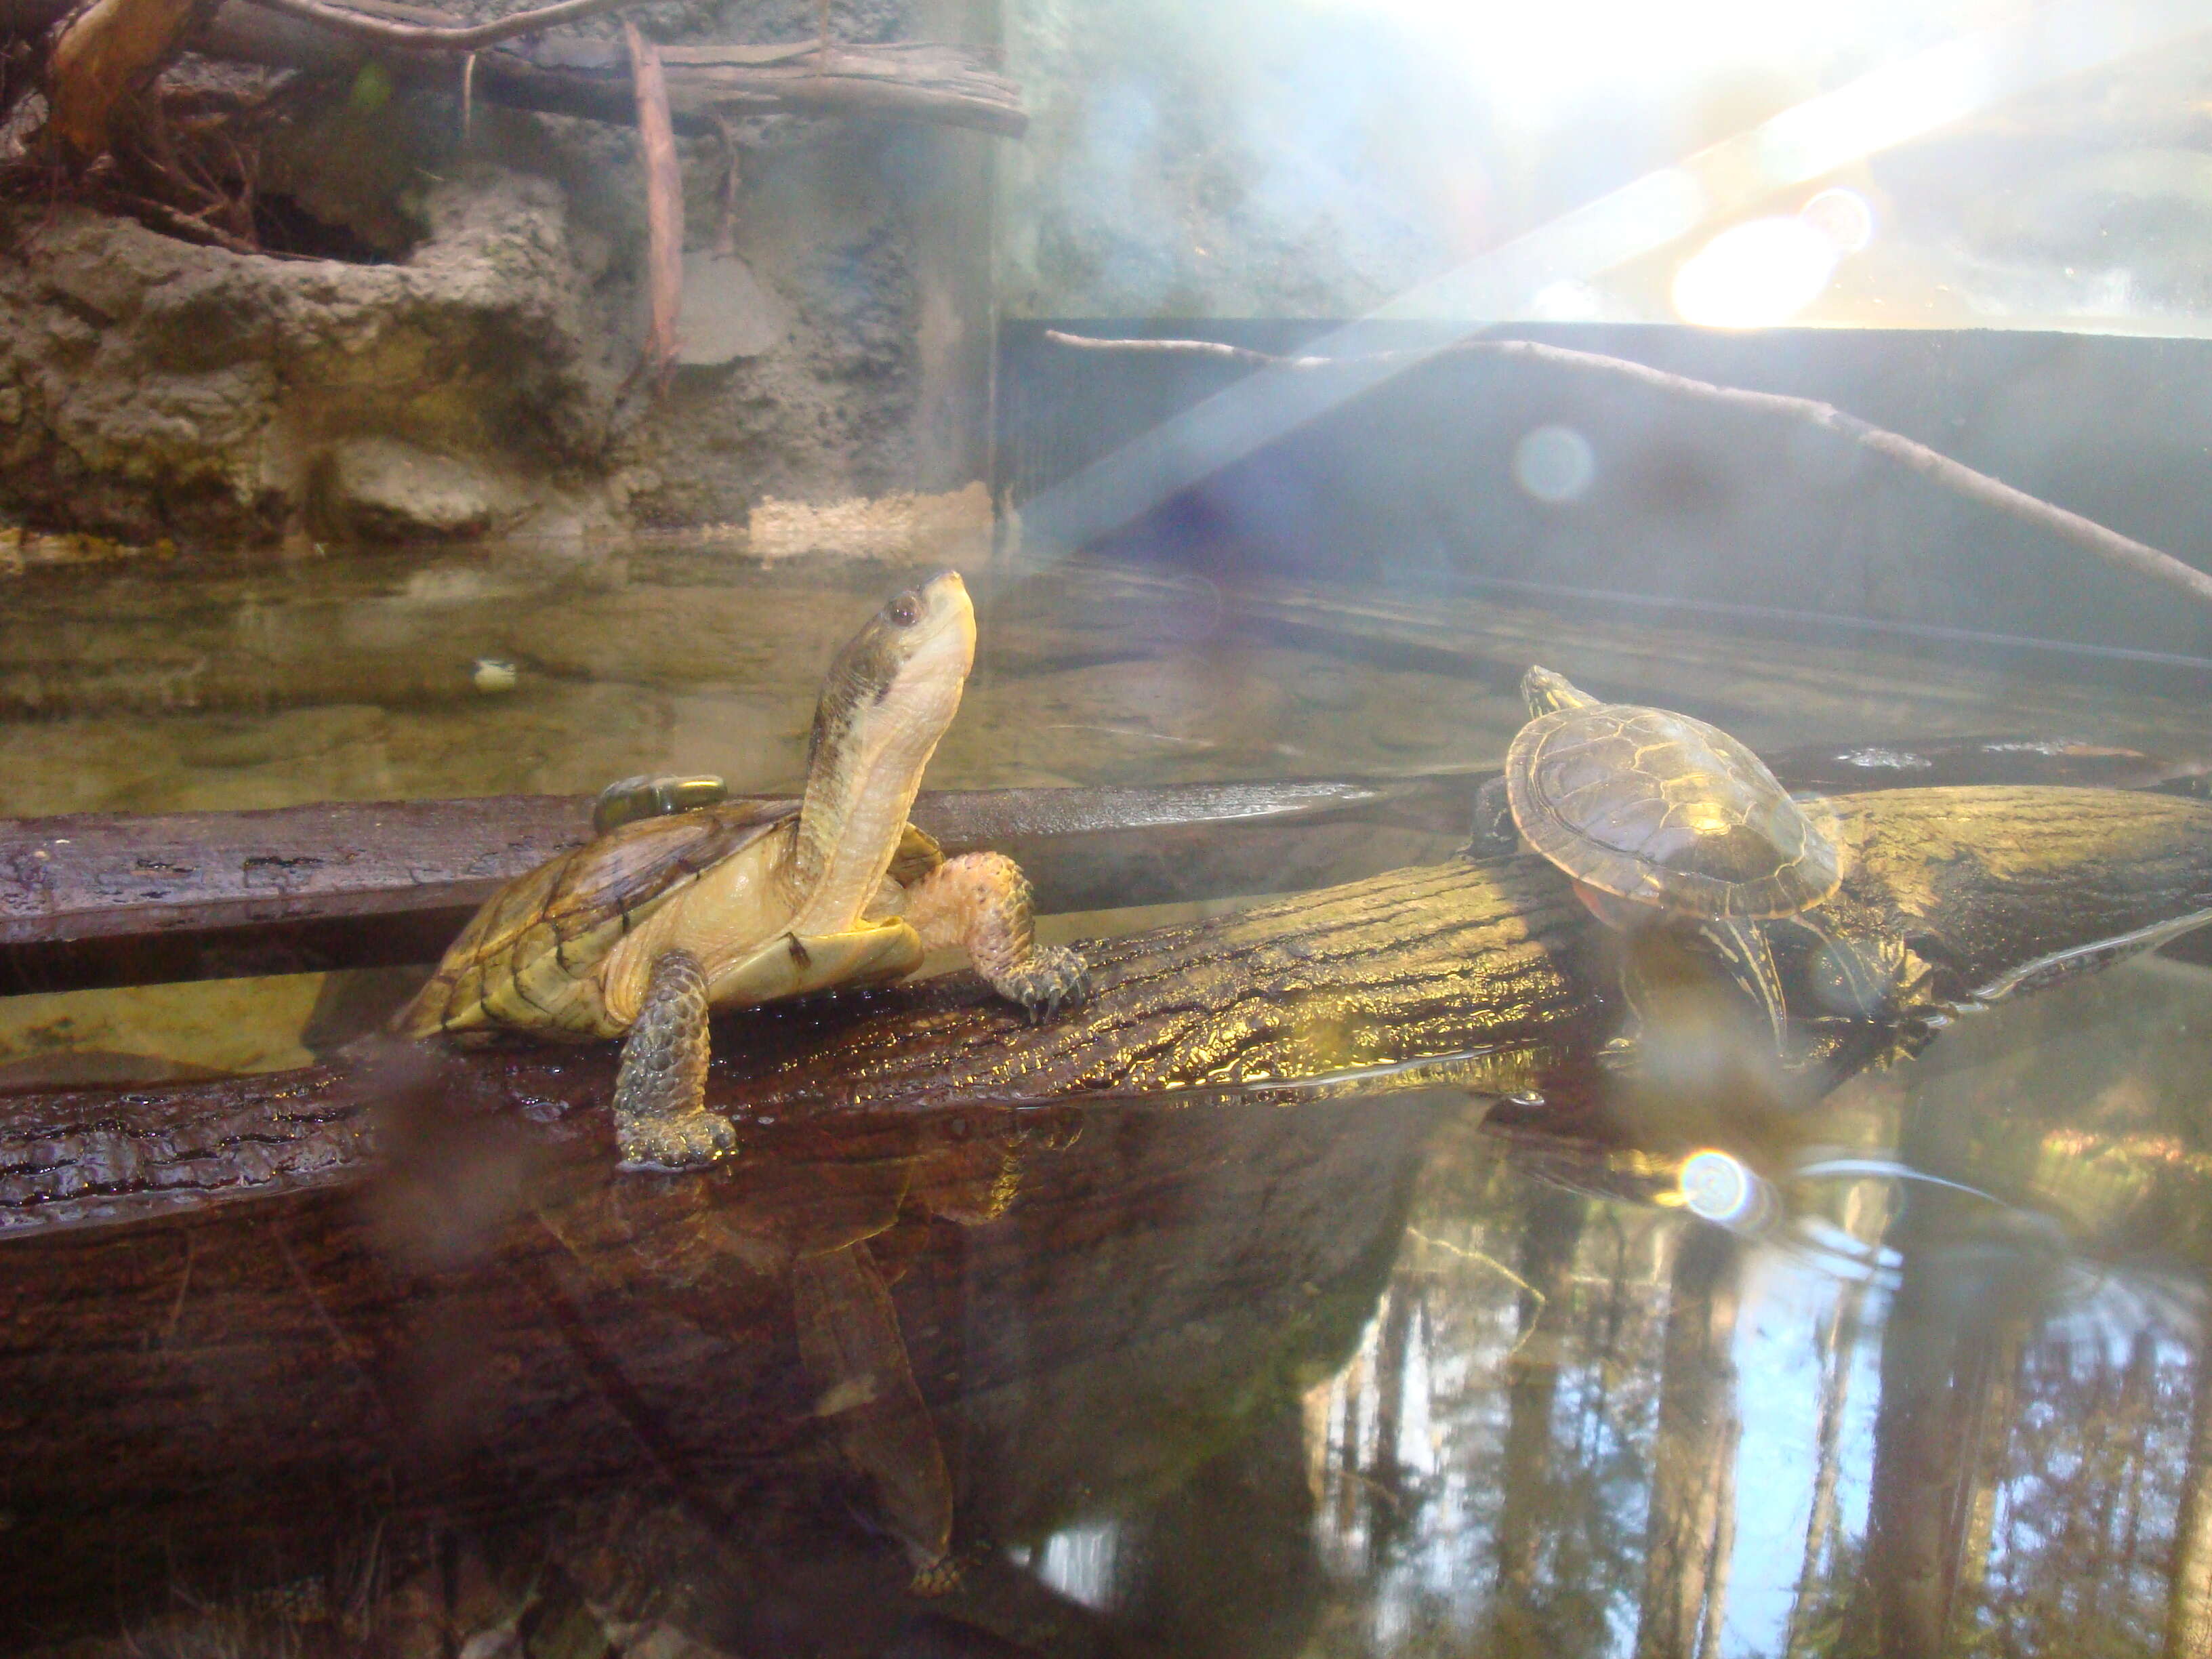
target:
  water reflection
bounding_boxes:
[10,856,2212,1654]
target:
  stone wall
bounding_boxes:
[0,0,992,548]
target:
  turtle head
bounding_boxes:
[1522,665,1599,718]
[794,573,977,909]
[815,571,976,742]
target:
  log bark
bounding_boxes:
[42,0,210,155]
[7,785,2212,1240]
[625,19,680,384]
[0,776,1463,993]
[197,8,1029,136]
[6,737,2196,996]
[5,0,1031,140]
[2,784,2211,1640]
[0,1078,1444,1645]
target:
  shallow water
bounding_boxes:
[5,541,2212,1657]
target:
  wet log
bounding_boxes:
[7,785,2212,1240]
[5,738,2197,996]
[3,784,2211,1639]
[0,776,1462,994]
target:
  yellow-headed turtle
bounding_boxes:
[395,572,1087,1169]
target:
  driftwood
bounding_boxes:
[1048,331,2212,617]
[40,0,204,157]
[625,19,680,384]
[3,740,2200,996]
[3,783,2211,1637]
[0,777,1467,993]
[9,0,1038,140]
[8,785,2212,1240]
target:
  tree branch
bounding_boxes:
[232,0,651,53]
[626,17,678,384]
[1044,331,2212,615]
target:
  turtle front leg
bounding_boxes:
[613,948,738,1170]
[903,852,1088,1020]
[1696,919,1790,1054]
[1465,774,1519,857]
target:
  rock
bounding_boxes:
[0,166,596,546]
[675,249,789,365]
[316,437,527,542]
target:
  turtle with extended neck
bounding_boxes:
[395,571,1088,1169]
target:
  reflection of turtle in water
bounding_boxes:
[1473,666,1845,1061]
[396,572,1088,1170]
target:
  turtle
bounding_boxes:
[394,570,1089,1170]
[1471,665,1844,1060]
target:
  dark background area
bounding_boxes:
[999,321,2212,680]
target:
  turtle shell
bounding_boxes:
[1505,702,1841,921]
[395,800,794,1041]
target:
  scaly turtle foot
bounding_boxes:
[907,1554,963,1597]
[618,1109,738,1172]
[613,949,737,1170]
[991,944,1089,1023]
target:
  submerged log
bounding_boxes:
[7,785,2212,1239]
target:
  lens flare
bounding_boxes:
[1671,216,1839,328]
[1512,425,1597,504]
[1679,1147,1771,1227]
[1800,186,1875,253]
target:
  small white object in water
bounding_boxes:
[472,657,518,695]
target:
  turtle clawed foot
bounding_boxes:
[617,1109,739,1172]
[1597,1036,1643,1075]
[994,945,1090,1025]
[906,1554,963,1598]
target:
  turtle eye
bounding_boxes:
[886,592,921,628]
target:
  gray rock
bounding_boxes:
[317,437,527,541]
[675,249,789,365]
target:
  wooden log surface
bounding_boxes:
[1,738,2200,996]
[0,0,1033,140]
[7,785,2212,1241]
[0,775,1465,993]
[203,7,1030,137]
[3,783,2211,1638]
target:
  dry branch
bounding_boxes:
[43,0,208,155]
[1044,330,2212,615]
[626,18,679,384]
[232,0,647,51]
[197,2,1032,135]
